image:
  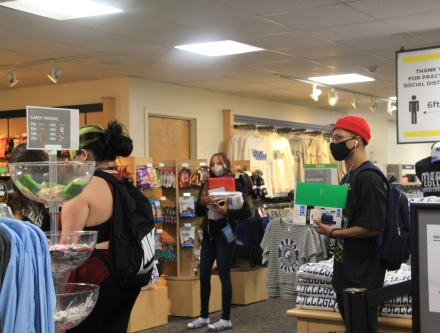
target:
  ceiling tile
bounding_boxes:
[279,43,360,58]
[200,17,292,39]
[144,0,252,28]
[216,0,337,16]
[307,21,405,41]
[267,3,374,30]
[346,0,440,19]
[243,31,331,50]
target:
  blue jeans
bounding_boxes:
[199,235,236,320]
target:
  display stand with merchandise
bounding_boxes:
[115,156,169,332]
[9,149,99,333]
[153,159,222,317]
[119,158,222,318]
[228,159,269,305]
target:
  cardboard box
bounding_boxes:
[293,182,348,227]
[127,285,168,333]
[231,267,268,305]
[166,275,222,317]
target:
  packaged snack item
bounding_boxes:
[147,167,159,188]
[180,226,195,248]
[60,179,88,200]
[150,199,163,222]
[136,167,150,189]
[191,166,209,187]
[19,173,41,195]
[178,168,191,189]
[179,196,195,218]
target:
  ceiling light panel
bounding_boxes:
[308,73,375,84]
[175,40,263,57]
[0,0,123,20]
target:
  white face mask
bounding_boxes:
[211,164,227,177]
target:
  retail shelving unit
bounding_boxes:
[116,156,169,331]
[158,158,222,317]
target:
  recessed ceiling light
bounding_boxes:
[390,96,397,100]
[175,40,263,57]
[308,74,375,85]
[0,0,123,20]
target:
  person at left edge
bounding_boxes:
[8,142,50,231]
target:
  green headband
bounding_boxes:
[69,125,105,160]
[78,125,105,149]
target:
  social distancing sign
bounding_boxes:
[397,46,440,144]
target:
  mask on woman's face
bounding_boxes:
[330,138,356,161]
[211,164,227,177]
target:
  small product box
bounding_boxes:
[293,182,348,227]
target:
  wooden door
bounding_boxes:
[148,116,190,161]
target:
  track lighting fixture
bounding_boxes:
[351,94,361,109]
[387,101,397,115]
[6,68,19,87]
[369,97,378,112]
[310,84,322,101]
[328,89,339,106]
[47,62,63,83]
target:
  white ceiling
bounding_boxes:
[1,0,440,119]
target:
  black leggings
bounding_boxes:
[67,275,141,333]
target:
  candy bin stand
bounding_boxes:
[9,155,100,333]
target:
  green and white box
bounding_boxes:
[293,182,348,227]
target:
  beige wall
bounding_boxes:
[128,77,344,159]
[0,76,429,165]
[0,77,130,132]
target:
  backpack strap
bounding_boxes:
[94,169,119,185]
[92,170,119,267]
[93,249,109,266]
[349,162,388,191]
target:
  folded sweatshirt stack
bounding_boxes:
[296,258,336,312]
[381,263,412,318]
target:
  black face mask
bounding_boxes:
[330,138,356,161]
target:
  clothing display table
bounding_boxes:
[287,308,411,333]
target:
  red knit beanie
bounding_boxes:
[333,115,371,144]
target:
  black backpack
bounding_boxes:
[94,170,156,289]
[342,162,411,271]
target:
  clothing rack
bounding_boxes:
[223,110,333,154]
[233,123,257,130]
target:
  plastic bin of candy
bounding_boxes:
[46,231,98,277]
[54,283,100,332]
[8,161,95,206]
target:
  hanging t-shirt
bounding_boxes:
[415,156,440,197]
[242,135,274,198]
[318,137,332,164]
[303,138,320,165]
[269,135,296,197]
[289,137,307,183]
[260,218,318,298]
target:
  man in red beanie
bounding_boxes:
[314,115,387,333]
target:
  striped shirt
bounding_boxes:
[261,218,318,298]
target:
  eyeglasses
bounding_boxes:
[330,135,356,144]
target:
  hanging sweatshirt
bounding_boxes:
[261,218,318,298]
